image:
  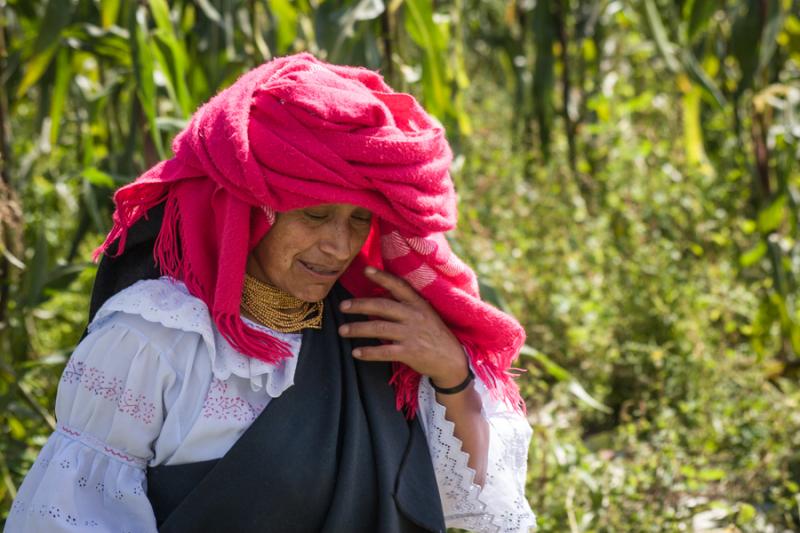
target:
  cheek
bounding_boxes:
[352,224,374,257]
[256,229,301,273]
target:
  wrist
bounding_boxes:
[430,366,474,394]
[429,346,472,391]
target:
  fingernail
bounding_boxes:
[365,266,376,275]
[339,325,349,335]
[340,300,351,310]
[353,348,362,357]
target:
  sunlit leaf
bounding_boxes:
[520,345,611,412]
[82,179,106,233]
[404,0,448,117]
[740,241,767,267]
[267,0,299,55]
[680,50,726,108]
[148,0,172,35]
[8,417,26,440]
[48,48,70,145]
[132,6,165,158]
[682,84,707,165]
[82,168,115,188]
[757,194,787,233]
[194,0,223,25]
[684,0,717,43]
[642,0,681,72]
[520,344,571,382]
[738,503,757,524]
[567,381,613,413]
[99,0,121,28]
[730,1,762,94]
[355,0,385,21]
[532,0,556,156]
[22,226,49,309]
[758,0,785,74]
[16,44,58,98]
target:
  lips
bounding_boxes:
[299,260,342,278]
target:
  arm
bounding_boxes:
[338,267,536,531]
[5,315,172,533]
[338,267,491,481]
[429,355,489,486]
[417,373,537,532]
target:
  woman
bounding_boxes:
[5,53,536,532]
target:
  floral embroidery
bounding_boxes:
[202,378,266,423]
[61,359,84,384]
[117,389,156,424]
[81,367,124,401]
[60,361,155,424]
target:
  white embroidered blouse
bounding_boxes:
[5,278,536,533]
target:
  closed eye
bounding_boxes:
[303,211,328,221]
[352,208,372,224]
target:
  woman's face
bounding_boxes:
[247,203,373,302]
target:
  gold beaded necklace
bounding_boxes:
[240,274,323,333]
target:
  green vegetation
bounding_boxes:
[2,0,799,531]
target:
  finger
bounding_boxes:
[339,320,406,341]
[364,267,424,305]
[340,297,410,321]
[352,343,406,362]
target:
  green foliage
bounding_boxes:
[2,0,800,531]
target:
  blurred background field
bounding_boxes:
[1,0,800,531]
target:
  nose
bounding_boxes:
[318,219,355,262]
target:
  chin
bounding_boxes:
[292,283,335,302]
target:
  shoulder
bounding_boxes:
[55,279,218,448]
[65,277,217,391]
[88,277,216,356]
[85,276,303,395]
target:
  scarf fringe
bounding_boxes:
[389,363,422,419]
[214,312,294,364]
[92,164,172,261]
[153,191,183,280]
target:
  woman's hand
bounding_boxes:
[339,266,489,486]
[338,267,469,388]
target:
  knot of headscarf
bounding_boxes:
[95,52,524,417]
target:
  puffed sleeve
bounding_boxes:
[417,373,537,533]
[4,312,194,533]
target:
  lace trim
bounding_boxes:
[420,376,538,532]
[215,317,300,396]
[418,379,490,524]
[56,423,147,468]
[88,277,301,397]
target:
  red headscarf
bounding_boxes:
[95,53,525,417]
